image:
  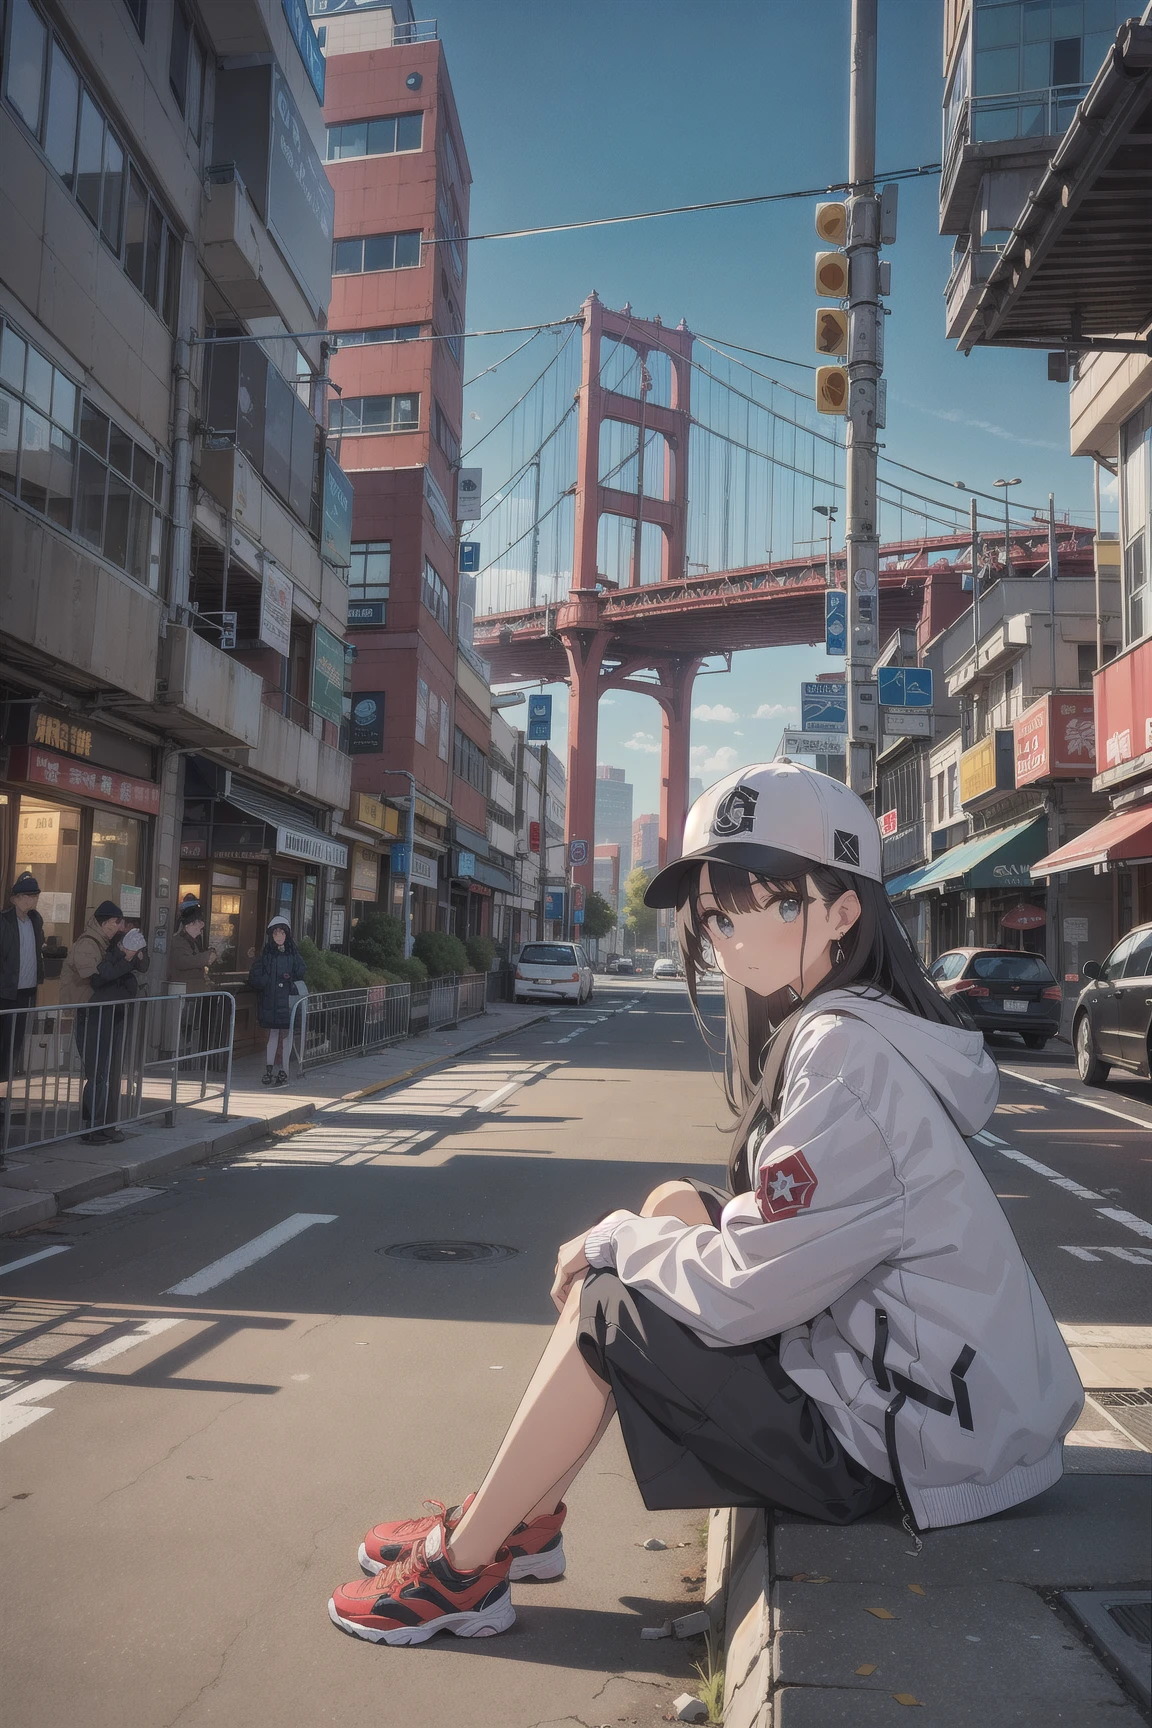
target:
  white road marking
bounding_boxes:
[989,1145,1152,1241]
[474,1079,528,1112]
[162,1213,338,1295]
[67,1186,165,1216]
[0,1380,71,1443]
[1061,1245,1152,1264]
[69,1317,182,1369]
[1001,1067,1152,1131]
[0,1317,186,1445]
[0,1246,71,1278]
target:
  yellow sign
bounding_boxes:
[352,845,380,899]
[960,735,997,804]
[34,712,93,757]
[356,793,400,837]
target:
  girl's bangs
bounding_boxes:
[688,859,807,917]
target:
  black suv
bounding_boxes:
[1073,922,1152,1086]
[928,948,1063,1048]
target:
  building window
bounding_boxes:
[454,728,487,794]
[1121,399,1151,645]
[421,559,451,633]
[169,1,191,111]
[432,399,460,466]
[333,325,422,348]
[121,0,147,39]
[348,541,390,615]
[3,2,181,328]
[332,231,422,275]
[436,190,464,278]
[325,112,423,161]
[415,678,429,746]
[0,314,166,587]
[329,394,419,435]
[204,336,321,533]
[946,762,959,819]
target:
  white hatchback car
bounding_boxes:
[514,942,594,1005]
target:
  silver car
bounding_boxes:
[513,942,594,1005]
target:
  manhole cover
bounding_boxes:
[380,1240,519,1264]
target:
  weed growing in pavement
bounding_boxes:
[693,1632,724,1724]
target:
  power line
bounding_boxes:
[427,163,942,246]
[464,327,546,387]
[696,333,817,373]
[463,324,580,457]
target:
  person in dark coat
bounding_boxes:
[247,916,306,1086]
[1,873,45,1134]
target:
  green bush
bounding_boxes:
[413,929,469,977]
[389,954,429,986]
[464,934,496,974]
[326,952,373,989]
[298,935,429,993]
[350,911,406,972]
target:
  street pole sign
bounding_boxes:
[458,541,480,573]
[569,838,588,867]
[527,693,552,741]
[825,590,847,657]
[877,666,933,707]
[784,732,849,755]
[800,681,848,733]
[881,710,931,738]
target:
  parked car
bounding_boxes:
[652,956,683,979]
[1072,922,1152,1087]
[513,942,594,1005]
[928,948,1063,1047]
[610,955,635,975]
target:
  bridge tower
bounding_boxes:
[556,294,695,901]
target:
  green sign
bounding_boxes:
[311,625,345,724]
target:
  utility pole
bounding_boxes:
[844,0,883,797]
[969,497,982,747]
[1048,493,1059,691]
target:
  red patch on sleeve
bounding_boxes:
[756,1150,819,1221]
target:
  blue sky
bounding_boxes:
[435,0,1112,819]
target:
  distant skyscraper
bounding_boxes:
[595,766,633,876]
[632,813,659,872]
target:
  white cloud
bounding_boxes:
[693,703,739,723]
[690,744,738,777]
[734,730,744,737]
[754,702,797,719]
[601,698,616,706]
[624,730,660,755]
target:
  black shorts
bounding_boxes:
[575,1182,893,1522]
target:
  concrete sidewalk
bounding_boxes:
[719,1328,1152,1726]
[0,1002,549,1234]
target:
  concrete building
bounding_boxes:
[937,4,1152,947]
[595,764,633,878]
[632,812,659,872]
[312,0,490,942]
[1,0,352,1030]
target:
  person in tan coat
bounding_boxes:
[59,901,149,1143]
[168,909,215,993]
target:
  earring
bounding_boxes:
[831,938,846,967]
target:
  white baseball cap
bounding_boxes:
[644,760,883,908]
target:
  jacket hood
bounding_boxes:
[80,915,113,952]
[798,986,1000,1138]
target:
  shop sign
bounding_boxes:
[13,747,160,814]
[32,713,93,758]
[321,453,353,569]
[457,850,476,878]
[275,826,348,868]
[544,889,565,921]
[18,808,60,862]
[259,567,293,656]
[877,809,898,838]
[1001,904,1046,930]
[349,692,385,755]
[347,601,385,627]
[282,0,325,104]
[959,731,1014,807]
[456,467,482,520]
[27,707,153,776]
[1014,692,1095,787]
[311,625,346,724]
[410,850,438,887]
[351,845,379,899]
[1094,636,1152,780]
[356,793,400,836]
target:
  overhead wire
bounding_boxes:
[463,323,579,457]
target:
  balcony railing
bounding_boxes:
[947,84,1090,176]
[393,18,438,43]
[262,684,344,752]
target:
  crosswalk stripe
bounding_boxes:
[162,1213,338,1296]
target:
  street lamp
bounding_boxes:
[379,769,416,959]
[813,504,838,587]
[993,478,1021,577]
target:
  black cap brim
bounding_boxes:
[644,843,820,909]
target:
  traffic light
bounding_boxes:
[815,252,849,297]
[815,366,848,415]
[815,308,848,356]
[815,202,847,245]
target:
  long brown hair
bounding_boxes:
[674,856,960,1186]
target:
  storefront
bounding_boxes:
[886,816,1050,957]
[1,704,159,1004]
[1083,635,1152,936]
[337,792,399,942]
[179,759,346,973]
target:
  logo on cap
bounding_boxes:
[711,784,759,838]
[833,829,860,866]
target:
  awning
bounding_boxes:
[884,860,937,898]
[889,817,1048,896]
[224,780,324,832]
[1030,804,1152,876]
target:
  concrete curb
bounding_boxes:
[714,1509,772,1728]
[0,1009,552,1236]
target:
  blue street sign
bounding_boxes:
[459,541,480,573]
[800,681,847,733]
[825,590,847,657]
[544,889,565,921]
[391,844,410,875]
[573,907,584,924]
[527,693,553,741]
[877,667,934,708]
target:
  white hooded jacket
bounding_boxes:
[583,987,1084,1530]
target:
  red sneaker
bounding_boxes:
[329,1520,514,1645]
[360,1497,567,1582]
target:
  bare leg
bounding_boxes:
[447,1180,712,1569]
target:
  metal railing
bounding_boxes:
[0,991,234,1167]
[285,974,488,1075]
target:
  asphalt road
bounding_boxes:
[0,979,1149,1728]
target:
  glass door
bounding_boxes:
[14,796,81,1004]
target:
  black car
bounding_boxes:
[1072,922,1152,1086]
[928,948,1063,1048]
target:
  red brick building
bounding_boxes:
[316,3,490,937]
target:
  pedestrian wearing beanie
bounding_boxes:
[247,916,305,1085]
[60,900,150,1142]
[1,874,45,1134]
